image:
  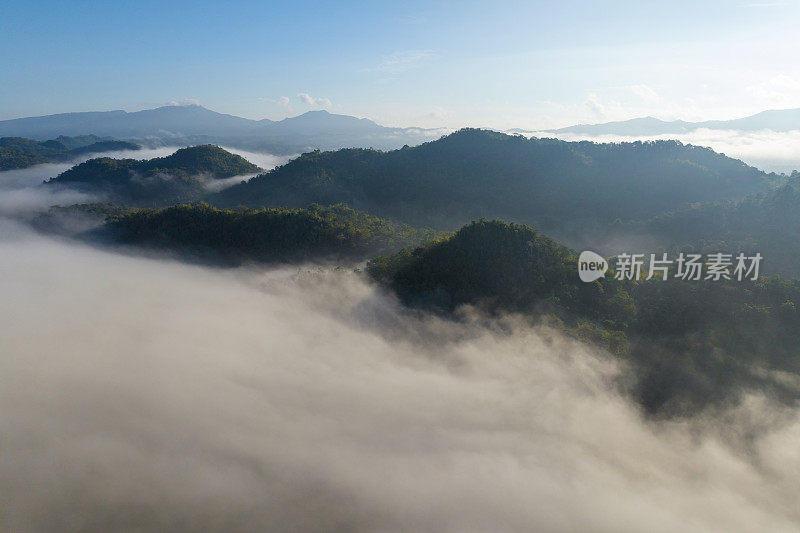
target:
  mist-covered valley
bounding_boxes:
[0,146,290,218]
[1,134,800,531]
[3,219,800,532]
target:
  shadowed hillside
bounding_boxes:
[614,173,800,277]
[212,129,777,234]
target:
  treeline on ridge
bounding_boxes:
[212,128,778,233]
[105,202,440,263]
[0,135,140,170]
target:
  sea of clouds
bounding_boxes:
[1,142,800,531]
[0,221,799,532]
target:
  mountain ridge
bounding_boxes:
[0,105,446,152]
[211,128,777,236]
[548,108,800,135]
[6,104,800,152]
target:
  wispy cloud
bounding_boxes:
[629,84,663,106]
[375,49,436,74]
[746,74,800,108]
[297,93,331,108]
[584,93,607,120]
[165,98,202,107]
[259,96,293,111]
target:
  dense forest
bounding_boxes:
[105,202,439,263]
[368,219,634,331]
[212,129,779,234]
[32,135,796,275]
[369,219,800,416]
[46,145,261,205]
[20,133,800,417]
[616,173,800,276]
[0,135,139,170]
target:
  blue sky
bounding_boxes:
[2,0,799,129]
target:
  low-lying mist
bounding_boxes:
[0,147,290,218]
[0,148,177,217]
[201,148,293,193]
[546,128,800,174]
[220,147,294,172]
[1,222,799,532]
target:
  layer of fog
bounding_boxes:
[0,148,176,217]
[542,128,800,174]
[205,148,294,192]
[0,148,170,217]
[220,146,294,173]
[0,147,291,217]
[1,223,799,532]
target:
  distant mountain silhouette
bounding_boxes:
[267,110,385,135]
[0,105,255,138]
[0,105,446,153]
[548,108,800,135]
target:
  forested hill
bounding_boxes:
[0,135,139,170]
[105,203,438,264]
[47,145,261,205]
[51,145,259,184]
[211,129,778,232]
[368,219,800,416]
[629,173,800,276]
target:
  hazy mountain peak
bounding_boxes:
[550,108,800,136]
[0,105,436,151]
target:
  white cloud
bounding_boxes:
[629,84,663,106]
[584,93,606,120]
[297,92,332,107]
[425,106,450,121]
[219,147,293,175]
[746,75,800,108]
[166,98,202,107]
[258,96,294,113]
